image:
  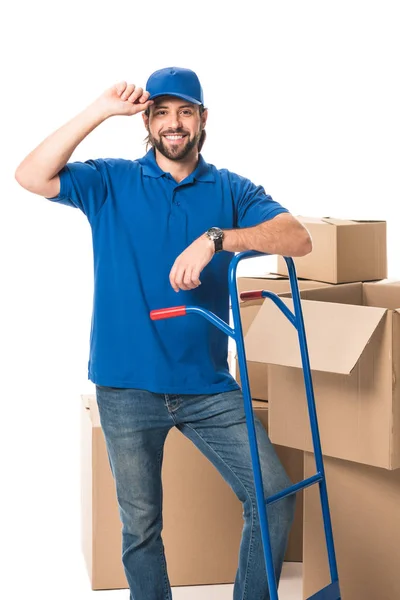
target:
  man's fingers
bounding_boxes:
[114,81,128,96]
[171,265,191,291]
[177,266,192,291]
[138,90,151,104]
[129,99,154,115]
[120,84,136,101]
[182,268,201,290]
[127,86,144,104]
[170,264,186,292]
[190,270,201,288]
[169,264,178,292]
[142,99,154,110]
[183,270,196,290]
[170,262,202,292]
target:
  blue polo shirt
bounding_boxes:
[47,149,288,394]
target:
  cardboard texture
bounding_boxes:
[275,217,387,284]
[303,452,400,600]
[235,275,330,400]
[81,396,303,590]
[244,280,400,469]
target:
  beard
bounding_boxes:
[148,127,203,161]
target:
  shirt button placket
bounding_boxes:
[172,187,180,206]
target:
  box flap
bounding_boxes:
[295,216,331,225]
[297,216,385,226]
[296,216,354,226]
[321,217,355,226]
[238,273,290,281]
[351,219,386,223]
[285,282,363,305]
[244,298,387,374]
[363,280,400,310]
[321,217,385,226]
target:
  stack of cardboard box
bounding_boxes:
[239,217,400,599]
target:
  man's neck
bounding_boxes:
[154,148,199,183]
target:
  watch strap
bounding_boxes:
[214,235,223,253]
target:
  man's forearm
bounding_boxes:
[15,102,108,192]
[222,213,312,257]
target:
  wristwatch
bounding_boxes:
[206,227,224,253]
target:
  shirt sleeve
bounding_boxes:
[232,173,289,228]
[46,159,108,223]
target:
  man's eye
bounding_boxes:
[182,110,192,116]
[155,110,167,116]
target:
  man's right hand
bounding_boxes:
[15,80,154,198]
[94,81,154,119]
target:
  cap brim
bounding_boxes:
[148,92,202,105]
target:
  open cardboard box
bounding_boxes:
[275,217,387,284]
[244,280,400,469]
[236,274,331,400]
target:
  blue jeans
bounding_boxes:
[95,386,295,600]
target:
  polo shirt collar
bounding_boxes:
[139,148,215,183]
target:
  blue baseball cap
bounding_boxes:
[146,67,204,106]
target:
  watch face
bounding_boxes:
[208,227,222,240]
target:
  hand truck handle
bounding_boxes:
[150,306,187,320]
[240,290,264,300]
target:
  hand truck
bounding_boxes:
[150,251,341,600]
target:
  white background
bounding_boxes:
[1,1,399,598]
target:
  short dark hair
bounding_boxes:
[144,104,207,152]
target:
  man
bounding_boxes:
[15,67,312,600]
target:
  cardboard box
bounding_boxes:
[303,452,400,600]
[244,280,400,469]
[275,217,387,284]
[81,396,303,590]
[235,275,331,400]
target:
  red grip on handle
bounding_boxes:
[150,306,187,320]
[240,290,264,300]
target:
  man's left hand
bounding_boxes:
[169,235,214,292]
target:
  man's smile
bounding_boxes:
[163,134,187,144]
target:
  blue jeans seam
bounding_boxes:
[242,511,256,600]
[182,422,257,600]
[163,394,181,421]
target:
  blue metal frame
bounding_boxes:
[229,251,340,599]
[152,251,341,599]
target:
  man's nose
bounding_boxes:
[169,112,183,129]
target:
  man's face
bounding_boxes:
[143,96,207,161]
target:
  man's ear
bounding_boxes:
[201,108,208,128]
[142,112,149,130]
